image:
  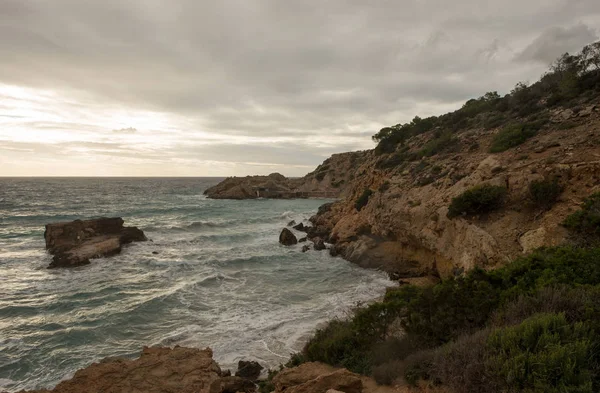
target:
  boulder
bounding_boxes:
[302,245,310,253]
[293,223,307,232]
[272,363,362,393]
[44,218,147,268]
[279,228,298,246]
[298,237,307,243]
[313,238,326,251]
[306,226,330,241]
[579,104,598,117]
[220,376,256,393]
[235,360,263,381]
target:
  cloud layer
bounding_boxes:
[1,0,599,176]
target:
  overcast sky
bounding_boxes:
[1,1,599,177]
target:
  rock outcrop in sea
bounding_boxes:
[279,228,298,246]
[44,217,147,268]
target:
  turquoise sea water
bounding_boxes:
[0,178,390,392]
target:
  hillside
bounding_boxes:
[208,41,600,283]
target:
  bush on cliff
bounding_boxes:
[373,41,600,157]
[302,246,600,390]
[563,192,600,240]
[447,184,507,218]
[489,122,540,153]
[529,177,563,209]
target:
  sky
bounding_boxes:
[1,1,599,177]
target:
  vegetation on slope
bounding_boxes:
[446,184,507,218]
[372,41,600,157]
[297,193,600,392]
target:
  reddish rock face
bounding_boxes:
[44,217,147,268]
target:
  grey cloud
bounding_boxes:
[516,24,599,64]
[1,1,600,175]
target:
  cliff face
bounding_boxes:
[310,105,600,279]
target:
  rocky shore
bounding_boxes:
[12,346,389,393]
[208,103,600,284]
[44,217,147,268]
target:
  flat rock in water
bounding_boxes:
[44,217,147,268]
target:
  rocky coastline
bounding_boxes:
[12,346,384,393]
[208,104,600,284]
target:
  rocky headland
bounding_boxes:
[203,152,363,200]
[45,217,147,268]
[209,103,600,284]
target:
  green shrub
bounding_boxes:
[486,313,594,393]
[302,246,600,390]
[529,178,562,209]
[447,184,507,218]
[403,350,436,386]
[355,189,373,211]
[491,286,600,328]
[489,123,539,153]
[419,132,457,157]
[563,193,600,236]
[372,360,403,386]
[303,319,372,374]
[431,329,493,393]
[315,172,326,181]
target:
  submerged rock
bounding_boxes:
[302,245,310,253]
[235,360,263,381]
[44,217,147,268]
[288,220,297,227]
[279,228,298,246]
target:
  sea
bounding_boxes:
[0,177,390,392]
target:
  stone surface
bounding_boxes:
[302,245,310,252]
[20,346,223,393]
[279,228,298,246]
[235,360,263,381]
[45,217,147,268]
[273,363,362,393]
